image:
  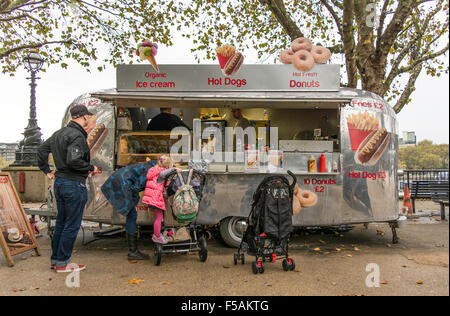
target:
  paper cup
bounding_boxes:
[217,53,232,69]
[348,122,379,152]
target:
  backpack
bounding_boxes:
[249,173,295,240]
[171,169,199,223]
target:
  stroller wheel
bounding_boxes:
[234,253,238,265]
[198,237,208,262]
[240,254,245,265]
[154,244,162,266]
[289,258,296,271]
[282,259,290,271]
[259,262,265,274]
[252,262,259,274]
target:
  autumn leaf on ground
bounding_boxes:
[324,252,331,255]
[319,240,326,244]
[162,281,172,285]
[353,247,360,252]
[380,281,389,285]
[314,248,321,252]
[331,282,337,286]
[294,269,301,273]
[335,248,342,252]
[346,254,353,258]
[127,278,145,285]
[223,265,231,269]
[416,280,424,285]
[128,260,137,264]
[377,230,385,236]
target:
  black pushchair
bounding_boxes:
[234,170,297,274]
[153,169,207,266]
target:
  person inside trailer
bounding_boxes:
[231,108,250,129]
[146,107,190,131]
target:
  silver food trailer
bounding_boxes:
[55,64,402,247]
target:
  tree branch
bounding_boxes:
[377,0,415,62]
[342,0,357,87]
[393,63,423,113]
[375,0,390,49]
[397,43,449,75]
[258,0,304,40]
[0,40,72,59]
[320,0,343,35]
[2,0,48,13]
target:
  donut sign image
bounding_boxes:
[279,37,331,71]
[292,184,319,215]
[216,45,244,77]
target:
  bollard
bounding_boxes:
[19,172,25,193]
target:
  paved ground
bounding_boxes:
[0,201,448,296]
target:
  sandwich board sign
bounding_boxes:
[0,173,40,267]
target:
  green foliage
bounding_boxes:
[0,0,179,74]
[399,140,449,169]
[1,1,448,114]
[176,0,449,112]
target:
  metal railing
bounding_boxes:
[398,169,449,191]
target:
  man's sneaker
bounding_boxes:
[50,264,56,270]
[152,234,168,244]
[56,263,86,273]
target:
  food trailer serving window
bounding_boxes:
[117,131,189,166]
[116,105,343,174]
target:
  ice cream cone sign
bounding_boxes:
[136,40,159,72]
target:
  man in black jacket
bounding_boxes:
[38,105,98,273]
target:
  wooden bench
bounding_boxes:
[432,191,449,220]
[410,180,449,218]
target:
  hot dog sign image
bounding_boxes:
[216,45,245,77]
[63,94,114,171]
[346,111,391,166]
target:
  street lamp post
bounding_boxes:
[10,50,44,167]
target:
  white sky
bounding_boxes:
[0,34,448,145]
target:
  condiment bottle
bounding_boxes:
[308,156,316,173]
[319,154,326,173]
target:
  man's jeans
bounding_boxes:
[51,177,88,267]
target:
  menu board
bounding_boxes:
[0,173,40,267]
[117,64,341,92]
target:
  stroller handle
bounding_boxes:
[162,169,207,190]
[287,170,297,188]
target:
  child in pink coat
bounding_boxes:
[142,155,181,244]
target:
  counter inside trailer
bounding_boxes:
[114,105,344,176]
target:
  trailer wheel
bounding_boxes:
[219,217,247,248]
